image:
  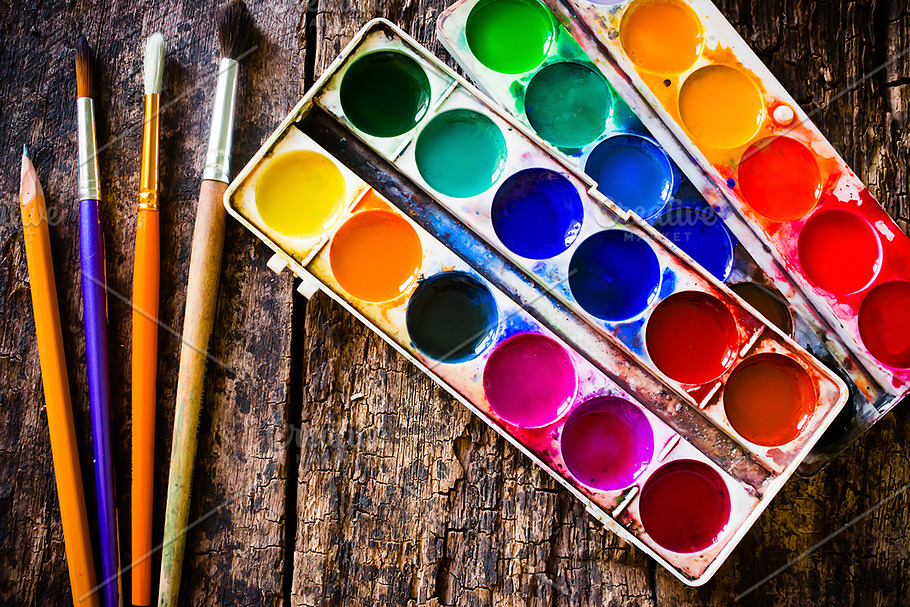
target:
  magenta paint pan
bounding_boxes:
[483,333,577,427]
[436,0,904,475]
[224,20,847,584]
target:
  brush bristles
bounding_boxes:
[76,35,94,99]
[218,0,254,61]
[144,32,165,95]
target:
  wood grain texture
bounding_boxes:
[0,0,908,606]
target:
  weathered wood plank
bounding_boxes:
[290,297,655,607]
[0,0,299,604]
[163,1,306,603]
[1,3,98,602]
[2,0,909,605]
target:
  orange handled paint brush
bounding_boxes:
[20,146,100,607]
[131,32,164,607]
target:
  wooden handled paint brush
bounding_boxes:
[131,32,163,607]
[76,36,121,607]
[157,3,253,605]
[20,147,101,607]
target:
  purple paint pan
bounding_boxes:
[560,396,654,491]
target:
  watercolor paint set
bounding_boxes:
[224,20,847,584]
[436,0,910,473]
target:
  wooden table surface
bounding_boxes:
[1,0,908,605]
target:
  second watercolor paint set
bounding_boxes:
[437,0,910,474]
[224,20,848,584]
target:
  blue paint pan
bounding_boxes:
[491,167,584,259]
[568,229,662,322]
[585,133,676,221]
[654,207,734,281]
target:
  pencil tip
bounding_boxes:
[20,144,40,201]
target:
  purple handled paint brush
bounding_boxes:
[76,35,120,607]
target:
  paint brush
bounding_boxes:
[131,31,163,607]
[157,3,253,605]
[20,146,101,607]
[76,34,120,607]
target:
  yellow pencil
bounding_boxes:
[20,146,100,606]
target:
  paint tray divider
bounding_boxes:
[282,170,763,586]
[542,0,909,466]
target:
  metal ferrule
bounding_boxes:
[77,97,101,201]
[139,93,160,211]
[202,57,239,183]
